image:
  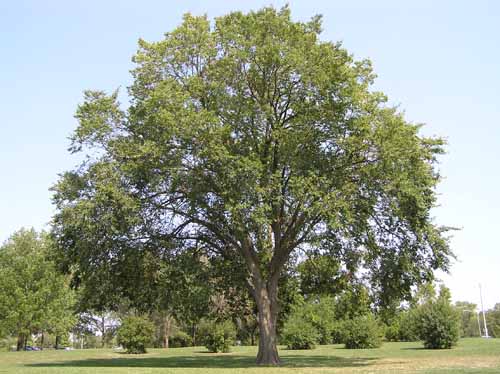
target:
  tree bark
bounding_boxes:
[254,280,280,365]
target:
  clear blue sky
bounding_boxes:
[1,0,499,308]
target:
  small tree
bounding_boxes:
[343,314,383,349]
[117,316,154,354]
[417,288,460,349]
[0,229,76,351]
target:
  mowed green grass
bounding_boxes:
[0,339,499,374]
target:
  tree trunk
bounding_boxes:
[191,324,196,346]
[40,331,44,350]
[17,334,24,351]
[254,281,280,365]
[162,315,171,349]
[55,335,60,350]
[100,316,106,348]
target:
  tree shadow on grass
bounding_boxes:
[26,354,378,369]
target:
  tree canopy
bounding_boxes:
[51,6,452,364]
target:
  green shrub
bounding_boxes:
[417,300,460,349]
[117,316,154,354]
[398,310,420,341]
[303,297,336,345]
[343,314,383,349]
[199,319,236,353]
[384,310,419,342]
[283,296,336,346]
[281,313,319,350]
[170,331,192,348]
[331,320,346,344]
[384,321,400,342]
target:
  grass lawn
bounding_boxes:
[0,338,498,374]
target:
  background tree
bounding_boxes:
[455,301,480,337]
[147,252,212,349]
[76,310,120,348]
[333,284,372,320]
[486,304,500,338]
[42,281,76,349]
[409,282,437,308]
[297,252,349,297]
[66,247,212,349]
[383,308,420,342]
[0,229,75,350]
[51,6,452,364]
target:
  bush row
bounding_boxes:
[115,289,461,354]
[280,298,384,350]
[281,293,461,350]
